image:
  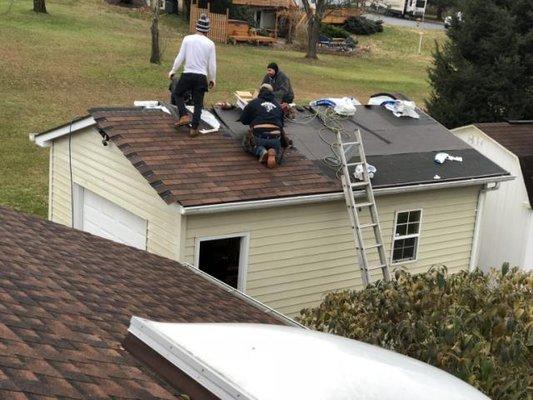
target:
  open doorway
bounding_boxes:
[195,234,249,291]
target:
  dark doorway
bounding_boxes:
[198,237,242,289]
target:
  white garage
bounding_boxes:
[74,186,147,250]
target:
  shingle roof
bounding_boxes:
[475,122,533,206]
[0,206,287,399]
[90,108,340,207]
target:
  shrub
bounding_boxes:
[297,265,532,400]
[344,16,383,35]
[320,23,351,39]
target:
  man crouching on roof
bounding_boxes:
[240,84,285,169]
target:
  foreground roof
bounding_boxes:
[474,122,533,205]
[0,207,288,399]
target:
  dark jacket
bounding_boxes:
[262,70,294,103]
[239,92,284,128]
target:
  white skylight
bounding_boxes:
[128,317,489,400]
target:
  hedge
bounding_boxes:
[298,265,532,400]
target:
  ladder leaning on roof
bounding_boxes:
[335,128,391,287]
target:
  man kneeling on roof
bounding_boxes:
[240,83,286,169]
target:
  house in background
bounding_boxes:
[232,0,297,31]
[453,122,533,270]
[31,102,510,316]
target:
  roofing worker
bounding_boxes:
[240,84,285,169]
[262,62,294,106]
[168,13,216,138]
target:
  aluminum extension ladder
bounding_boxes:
[335,128,391,287]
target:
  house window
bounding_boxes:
[391,210,422,264]
[195,234,249,291]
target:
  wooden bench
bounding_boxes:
[227,19,276,46]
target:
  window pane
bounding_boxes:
[407,222,420,235]
[408,210,421,223]
[396,224,407,236]
[392,237,418,263]
[397,212,408,224]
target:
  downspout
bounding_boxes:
[469,182,500,271]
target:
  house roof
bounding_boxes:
[0,206,289,399]
[216,105,509,189]
[474,121,533,206]
[90,108,340,207]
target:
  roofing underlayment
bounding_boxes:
[474,122,533,206]
[0,206,288,399]
[215,105,508,188]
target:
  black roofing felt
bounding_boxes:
[215,105,509,188]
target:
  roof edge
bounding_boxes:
[182,174,514,215]
[31,116,96,147]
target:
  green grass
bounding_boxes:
[0,0,445,217]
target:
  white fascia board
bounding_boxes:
[181,175,514,215]
[30,117,97,147]
[128,316,254,400]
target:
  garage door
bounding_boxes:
[81,189,147,250]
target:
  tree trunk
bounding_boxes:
[305,16,319,59]
[33,0,47,13]
[150,1,161,64]
[436,6,444,20]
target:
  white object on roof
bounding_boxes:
[134,100,172,115]
[354,163,377,180]
[185,105,221,134]
[435,152,463,164]
[128,317,490,400]
[310,97,361,116]
[384,100,420,119]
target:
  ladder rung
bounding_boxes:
[350,181,369,188]
[365,264,388,271]
[346,161,364,167]
[360,223,378,229]
[362,243,383,250]
[342,141,360,146]
[353,202,374,208]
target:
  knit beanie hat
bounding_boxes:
[196,13,210,33]
[267,62,279,74]
[260,83,274,92]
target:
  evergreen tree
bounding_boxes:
[426,0,532,128]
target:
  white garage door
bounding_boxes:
[81,189,147,250]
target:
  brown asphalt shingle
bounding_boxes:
[475,122,533,205]
[0,206,287,399]
[90,108,340,206]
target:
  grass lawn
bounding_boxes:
[0,0,445,217]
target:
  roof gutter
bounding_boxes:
[181,174,514,215]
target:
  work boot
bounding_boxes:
[189,126,199,138]
[266,149,277,169]
[175,115,190,128]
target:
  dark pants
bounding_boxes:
[173,73,208,129]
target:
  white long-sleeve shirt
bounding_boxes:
[169,33,216,82]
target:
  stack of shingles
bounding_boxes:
[91,108,340,207]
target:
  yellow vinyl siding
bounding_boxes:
[49,127,182,260]
[184,186,479,316]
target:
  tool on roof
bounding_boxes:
[335,127,391,286]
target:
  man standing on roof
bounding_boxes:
[240,84,286,169]
[262,62,294,106]
[168,13,216,138]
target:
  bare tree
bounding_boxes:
[300,0,362,59]
[150,0,161,64]
[33,0,47,13]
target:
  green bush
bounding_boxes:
[298,265,532,400]
[343,16,383,35]
[320,23,351,39]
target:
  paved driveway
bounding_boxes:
[363,13,445,30]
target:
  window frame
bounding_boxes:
[390,209,423,265]
[193,232,250,293]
